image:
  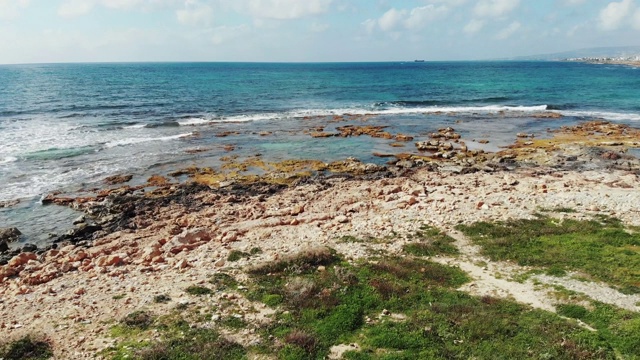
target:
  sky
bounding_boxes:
[0,0,639,64]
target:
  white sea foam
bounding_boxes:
[104,132,194,148]
[0,156,18,164]
[177,117,213,126]
[560,110,640,122]
[123,123,147,129]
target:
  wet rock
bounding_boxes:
[21,243,37,253]
[0,227,21,243]
[73,215,86,225]
[104,174,133,185]
[601,151,621,160]
[0,241,8,253]
[0,200,20,208]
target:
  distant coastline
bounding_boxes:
[565,56,640,68]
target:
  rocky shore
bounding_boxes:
[1,121,640,358]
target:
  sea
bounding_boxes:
[1,61,640,245]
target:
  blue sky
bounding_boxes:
[0,0,639,64]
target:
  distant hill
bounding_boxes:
[511,46,640,61]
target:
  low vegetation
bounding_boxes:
[457,215,640,294]
[105,313,246,360]
[245,248,620,359]
[403,225,459,257]
[0,335,53,360]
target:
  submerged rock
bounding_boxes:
[0,227,21,243]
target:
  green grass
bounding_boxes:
[403,225,459,257]
[456,216,640,294]
[153,294,171,304]
[0,335,53,360]
[105,313,246,360]
[227,250,250,262]
[244,248,622,359]
[539,207,578,213]
[185,285,213,296]
[209,272,238,290]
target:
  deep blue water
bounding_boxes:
[1,61,640,243]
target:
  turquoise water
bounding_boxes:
[1,61,639,243]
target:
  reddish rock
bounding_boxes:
[8,252,37,268]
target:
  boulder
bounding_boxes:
[0,241,8,252]
[0,227,21,243]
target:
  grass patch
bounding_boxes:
[242,250,626,359]
[153,294,171,304]
[247,246,338,275]
[456,216,640,294]
[209,272,238,290]
[0,335,53,360]
[227,250,250,262]
[185,285,213,296]
[540,207,578,213]
[220,316,247,329]
[403,225,459,257]
[105,313,246,360]
[121,310,154,330]
[245,248,623,359]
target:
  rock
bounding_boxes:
[104,174,133,185]
[21,243,37,253]
[0,241,8,253]
[73,215,86,225]
[395,134,414,142]
[97,254,124,267]
[310,132,336,138]
[0,227,21,243]
[601,151,621,160]
[214,258,226,267]
[0,200,20,208]
[335,215,349,224]
[175,259,190,269]
[165,228,211,253]
[8,252,37,268]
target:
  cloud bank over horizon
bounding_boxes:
[0,0,638,64]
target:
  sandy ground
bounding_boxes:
[1,166,640,358]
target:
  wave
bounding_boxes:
[104,132,194,148]
[177,117,213,126]
[144,121,181,128]
[559,110,640,122]
[378,97,513,108]
[23,146,97,161]
[0,156,18,164]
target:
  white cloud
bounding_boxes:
[378,8,405,32]
[211,24,250,45]
[598,0,635,30]
[58,0,94,18]
[495,20,521,39]
[404,5,449,30]
[58,0,179,18]
[365,5,450,33]
[634,8,640,29]
[176,0,213,26]
[361,18,377,34]
[0,0,30,20]
[464,18,485,33]
[240,0,333,20]
[474,0,520,18]
[310,22,329,32]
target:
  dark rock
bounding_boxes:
[22,243,37,252]
[0,240,8,253]
[0,227,21,243]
